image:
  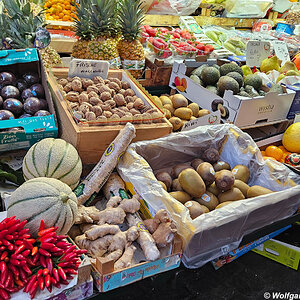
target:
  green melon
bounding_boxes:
[7,177,78,237]
[23,138,82,190]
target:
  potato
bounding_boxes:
[155,171,172,190]
[170,191,191,204]
[171,179,183,191]
[169,117,182,131]
[171,163,192,178]
[188,103,199,117]
[172,94,188,108]
[151,96,164,110]
[164,104,174,114]
[198,109,210,118]
[174,107,193,120]
[160,96,172,106]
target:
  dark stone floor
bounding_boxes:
[92,224,300,300]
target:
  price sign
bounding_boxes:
[68,59,109,79]
[246,41,271,67]
[273,40,290,65]
[182,111,220,131]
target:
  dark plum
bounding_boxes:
[30,83,45,98]
[1,85,20,100]
[24,97,41,114]
[34,110,51,117]
[0,110,15,120]
[3,99,23,116]
[21,88,34,101]
[16,79,28,93]
[22,73,39,86]
[19,113,32,118]
[0,96,3,108]
[39,98,48,110]
[0,72,16,87]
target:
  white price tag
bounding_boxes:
[68,58,109,79]
[182,111,220,131]
[273,40,290,65]
[246,40,271,67]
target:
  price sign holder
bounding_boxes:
[68,59,109,79]
[246,41,271,67]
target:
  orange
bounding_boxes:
[278,145,286,152]
[261,150,266,156]
[263,156,277,161]
[265,145,283,161]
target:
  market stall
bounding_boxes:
[0,0,299,298]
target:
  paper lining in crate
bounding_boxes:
[47,68,172,164]
[117,124,300,268]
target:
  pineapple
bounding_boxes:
[117,0,145,78]
[88,0,120,65]
[39,46,62,68]
[72,0,93,59]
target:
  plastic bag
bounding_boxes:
[117,124,300,268]
[286,3,300,25]
[224,0,273,18]
[145,0,202,16]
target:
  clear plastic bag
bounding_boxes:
[145,0,202,16]
[117,124,300,268]
[286,3,300,25]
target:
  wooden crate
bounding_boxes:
[50,38,76,54]
[146,58,173,86]
[47,68,172,165]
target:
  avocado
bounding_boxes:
[191,64,209,77]
[244,74,262,91]
[245,85,259,97]
[212,64,220,70]
[200,67,220,86]
[238,91,251,98]
[268,83,284,94]
[190,74,203,86]
[217,76,240,96]
[220,63,243,76]
[227,72,243,88]
[206,85,218,94]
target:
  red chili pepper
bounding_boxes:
[19,260,27,266]
[22,249,30,257]
[45,274,51,288]
[38,276,45,290]
[46,257,53,274]
[36,269,43,278]
[0,252,7,261]
[14,244,25,255]
[76,249,87,255]
[0,231,8,240]
[40,232,56,242]
[10,259,20,266]
[32,253,40,265]
[43,268,49,276]
[58,267,66,281]
[7,223,20,234]
[51,277,57,285]
[15,220,27,232]
[0,246,4,251]
[4,271,12,288]
[4,235,13,241]
[66,274,74,280]
[29,280,38,299]
[18,228,29,237]
[56,241,69,249]
[40,255,46,268]
[64,245,76,255]
[26,258,35,267]
[11,254,24,261]
[46,284,52,293]
[53,281,61,289]
[19,267,27,282]
[64,268,77,275]
[24,275,37,293]
[14,240,23,246]
[6,218,18,229]
[7,245,13,251]
[52,268,59,282]
[0,288,9,300]
[31,247,38,256]
[25,238,35,244]
[22,264,31,275]
[39,220,45,232]
[15,279,24,287]
[40,243,55,250]
[21,234,31,239]
[51,251,64,257]
[58,262,76,268]
[0,266,7,284]
[56,235,67,240]
[38,227,56,237]
[60,280,69,285]
[38,248,51,257]
[23,239,33,250]
[2,240,12,247]
[7,263,18,277]
[63,253,77,262]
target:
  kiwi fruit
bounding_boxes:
[185,201,204,219]
[155,171,172,191]
[172,94,188,108]
[200,205,210,213]
[233,180,250,197]
[160,96,172,106]
[247,186,273,198]
[188,103,199,117]
[213,161,231,172]
[170,191,191,204]
[231,165,250,183]
[195,191,219,211]
[198,109,210,118]
[191,158,204,170]
[207,182,220,196]
[164,104,175,114]
[202,148,220,164]
[174,107,193,120]
[215,201,233,209]
[172,178,183,192]
[158,181,167,191]
[215,170,235,192]
[178,169,206,198]
[218,187,245,203]
[171,163,193,179]
[196,162,215,186]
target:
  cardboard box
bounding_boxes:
[0,48,58,152]
[91,235,182,292]
[169,60,295,127]
[48,68,172,165]
[286,83,300,119]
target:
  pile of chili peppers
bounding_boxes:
[0,218,86,299]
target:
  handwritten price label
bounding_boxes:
[68,59,109,79]
[246,41,271,67]
[273,40,290,65]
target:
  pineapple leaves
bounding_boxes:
[22,2,31,16]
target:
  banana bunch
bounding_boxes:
[205,30,227,45]
[223,39,246,56]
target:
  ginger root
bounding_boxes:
[68,225,82,240]
[85,224,120,241]
[98,249,123,264]
[97,207,126,225]
[75,205,101,224]
[106,196,122,208]
[152,222,177,248]
[144,209,170,234]
[108,226,139,252]
[80,223,96,233]
[119,195,140,214]
[114,244,137,270]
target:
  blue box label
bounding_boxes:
[0,48,39,65]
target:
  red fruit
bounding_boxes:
[204,44,214,54]
[152,39,164,50]
[170,32,180,39]
[147,28,157,37]
[196,43,205,51]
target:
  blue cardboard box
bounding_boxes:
[286,83,300,119]
[0,48,58,151]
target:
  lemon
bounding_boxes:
[282,122,300,153]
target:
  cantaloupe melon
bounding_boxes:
[7,177,78,237]
[22,138,82,190]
